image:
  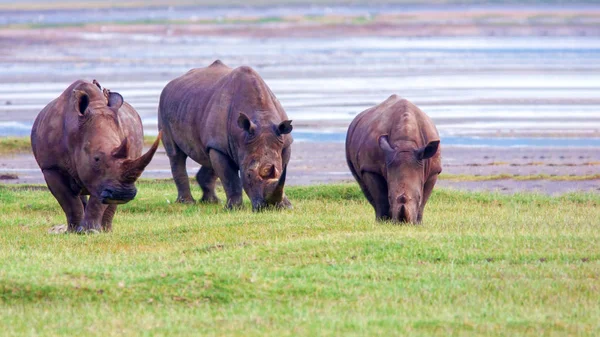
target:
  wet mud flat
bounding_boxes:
[2,143,599,194]
[1,5,599,194]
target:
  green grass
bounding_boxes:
[0,137,32,155]
[441,173,600,181]
[0,182,599,336]
[0,136,158,156]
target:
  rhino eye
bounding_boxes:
[94,156,100,162]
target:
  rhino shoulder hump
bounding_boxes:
[209,59,227,68]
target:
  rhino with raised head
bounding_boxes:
[158,60,293,211]
[346,95,442,223]
[31,80,161,233]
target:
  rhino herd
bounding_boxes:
[31,60,441,233]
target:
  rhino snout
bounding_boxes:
[100,186,137,204]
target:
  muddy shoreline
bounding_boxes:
[2,143,598,194]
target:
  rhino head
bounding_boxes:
[378,135,439,223]
[236,113,292,211]
[70,84,160,204]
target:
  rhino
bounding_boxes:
[346,95,442,223]
[158,60,293,211]
[31,80,160,233]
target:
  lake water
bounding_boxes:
[1,9,599,147]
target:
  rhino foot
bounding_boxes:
[176,196,196,204]
[225,199,244,210]
[200,195,220,204]
[75,226,101,235]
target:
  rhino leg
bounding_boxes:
[361,172,390,221]
[42,169,84,232]
[417,175,438,223]
[76,196,107,234]
[101,204,117,232]
[196,166,220,204]
[167,149,195,204]
[80,195,88,209]
[209,149,243,209]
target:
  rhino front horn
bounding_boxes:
[266,164,287,203]
[122,131,162,183]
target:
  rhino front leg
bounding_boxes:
[196,166,220,204]
[80,195,88,209]
[209,149,243,209]
[42,169,84,232]
[77,196,107,234]
[101,204,117,232]
[361,172,390,221]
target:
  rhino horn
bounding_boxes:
[112,137,129,159]
[122,132,161,183]
[266,164,287,203]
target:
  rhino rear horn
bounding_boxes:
[112,137,129,159]
[121,132,161,183]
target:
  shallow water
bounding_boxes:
[1,10,600,146]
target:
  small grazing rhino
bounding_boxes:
[158,60,293,211]
[346,95,442,223]
[31,80,160,233]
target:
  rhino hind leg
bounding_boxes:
[167,148,195,204]
[196,166,220,204]
[209,149,243,209]
[42,169,84,232]
[361,172,391,221]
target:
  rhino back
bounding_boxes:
[347,95,440,175]
[31,97,67,170]
[159,61,290,164]
[158,61,233,162]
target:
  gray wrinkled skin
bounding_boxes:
[158,60,293,211]
[346,95,442,223]
[31,80,160,233]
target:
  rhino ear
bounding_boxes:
[73,90,89,115]
[378,135,394,155]
[416,140,440,160]
[237,113,256,134]
[108,92,123,110]
[277,120,293,135]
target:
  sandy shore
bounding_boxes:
[2,143,599,194]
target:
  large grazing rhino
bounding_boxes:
[346,95,442,223]
[158,60,293,211]
[31,80,160,233]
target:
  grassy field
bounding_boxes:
[0,136,159,156]
[0,181,598,336]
